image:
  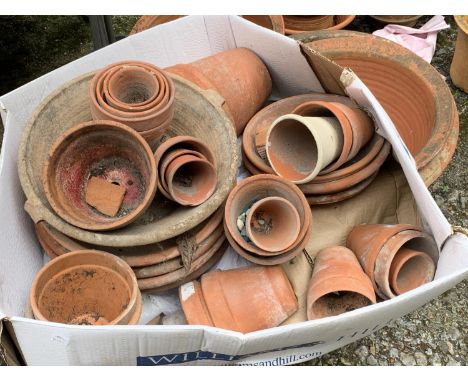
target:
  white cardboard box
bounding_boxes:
[0,15,467,366]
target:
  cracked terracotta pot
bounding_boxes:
[90,61,175,140]
[347,224,438,299]
[295,31,459,185]
[307,246,376,320]
[284,15,355,35]
[180,265,298,333]
[42,120,157,231]
[243,93,357,175]
[224,174,312,262]
[166,48,272,135]
[245,196,301,253]
[450,16,468,93]
[30,250,142,325]
[165,154,217,206]
[266,114,343,184]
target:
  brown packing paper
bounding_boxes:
[282,169,421,324]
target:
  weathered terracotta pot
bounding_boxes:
[295,31,459,185]
[180,265,298,333]
[90,61,175,139]
[42,120,157,231]
[30,250,141,325]
[246,196,301,253]
[370,15,422,27]
[347,224,438,299]
[243,93,357,175]
[166,48,272,135]
[130,15,183,35]
[307,246,376,320]
[284,15,355,35]
[224,174,312,262]
[266,114,343,184]
[389,248,436,295]
[241,15,285,34]
[165,154,217,206]
[450,16,468,93]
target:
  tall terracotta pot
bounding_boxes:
[450,16,468,93]
[307,246,376,320]
[30,250,142,325]
[166,48,272,135]
[179,265,298,333]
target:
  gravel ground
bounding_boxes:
[0,15,466,366]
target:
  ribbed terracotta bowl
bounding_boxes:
[18,72,238,247]
[293,31,459,185]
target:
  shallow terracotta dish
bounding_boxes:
[294,31,459,185]
[18,72,238,247]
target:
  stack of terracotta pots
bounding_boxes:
[89,61,176,144]
[307,246,376,320]
[30,250,142,325]
[166,48,272,136]
[242,95,390,205]
[283,15,355,35]
[154,136,217,206]
[179,265,298,333]
[224,174,312,265]
[347,224,438,299]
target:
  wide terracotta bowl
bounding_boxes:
[18,72,238,247]
[293,31,459,185]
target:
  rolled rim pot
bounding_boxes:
[224,174,312,258]
[18,72,239,247]
[42,120,158,231]
[242,93,358,175]
[284,15,355,35]
[30,250,141,325]
[293,30,459,185]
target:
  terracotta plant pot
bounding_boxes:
[42,120,157,231]
[224,174,312,263]
[166,48,272,135]
[89,61,175,142]
[241,15,285,34]
[307,246,376,320]
[370,15,422,27]
[30,250,142,325]
[165,154,217,206]
[450,16,468,93]
[266,114,343,183]
[389,248,436,295]
[180,265,298,333]
[347,224,438,299]
[284,15,355,35]
[245,196,301,253]
[295,31,459,185]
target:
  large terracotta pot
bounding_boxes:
[307,246,376,320]
[180,265,298,333]
[42,120,157,231]
[347,224,438,299]
[30,250,142,325]
[294,31,459,185]
[166,48,272,135]
[450,16,468,92]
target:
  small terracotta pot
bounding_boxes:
[42,120,157,231]
[245,196,301,253]
[284,15,355,35]
[30,250,141,325]
[389,248,436,295]
[307,246,376,320]
[164,154,217,206]
[347,224,438,299]
[180,265,298,333]
[241,15,286,34]
[167,48,272,135]
[224,174,312,262]
[450,16,468,93]
[266,114,343,183]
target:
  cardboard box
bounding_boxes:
[0,15,467,366]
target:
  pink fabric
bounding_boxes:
[372,15,450,63]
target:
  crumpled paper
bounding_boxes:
[372,15,450,63]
